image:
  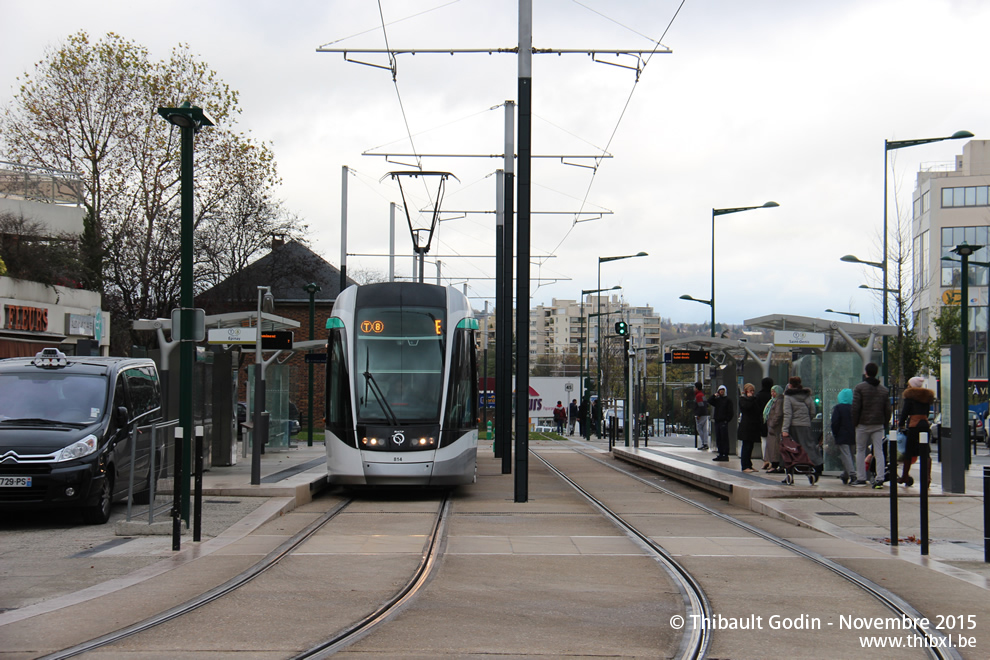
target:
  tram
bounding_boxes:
[324,282,479,486]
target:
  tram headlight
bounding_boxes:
[417,437,436,446]
[361,436,382,446]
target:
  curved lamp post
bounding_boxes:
[597,252,647,437]
[157,102,214,524]
[826,308,860,321]
[710,202,779,337]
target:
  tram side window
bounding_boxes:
[327,330,353,441]
[444,328,477,430]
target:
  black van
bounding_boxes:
[0,348,163,524]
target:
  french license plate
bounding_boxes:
[0,476,31,487]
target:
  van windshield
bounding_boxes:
[0,373,108,425]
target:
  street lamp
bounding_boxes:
[878,130,973,388]
[252,286,275,485]
[597,252,647,438]
[950,242,984,460]
[826,309,860,321]
[302,282,321,448]
[157,101,214,523]
[581,285,620,440]
[711,202,779,337]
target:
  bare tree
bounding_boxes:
[0,32,305,351]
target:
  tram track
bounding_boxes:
[534,444,963,660]
[38,492,451,660]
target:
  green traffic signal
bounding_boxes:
[615,320,628,336]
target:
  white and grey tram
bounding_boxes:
[324,282,479,486]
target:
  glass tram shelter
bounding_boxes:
[665,314,899,472]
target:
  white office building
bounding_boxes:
[911,140,990,379]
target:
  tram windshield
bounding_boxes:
[354,306,446,424]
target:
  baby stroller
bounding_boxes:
[779,435,817,485]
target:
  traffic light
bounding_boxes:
[615,320,628,336]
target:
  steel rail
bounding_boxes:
[294,493,452,659]
[40,498,354,660]
[563,444,962,660]
[531,450,712,660]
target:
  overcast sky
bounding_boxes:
[4,0,989,328]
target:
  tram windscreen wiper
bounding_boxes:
[363,371,398,425]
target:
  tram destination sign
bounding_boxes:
[666,350,710,364]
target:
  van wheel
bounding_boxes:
[83,474,113,525]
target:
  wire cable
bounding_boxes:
[546,0,688,258]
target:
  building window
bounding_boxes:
[941,185,990,208]
[940,226,990,286]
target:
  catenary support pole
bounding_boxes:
[514,0,532,502]
[501,102,515,474]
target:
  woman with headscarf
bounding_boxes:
[830,388,856,484]
[782,376,822,481]
[897,376,935,487]
[763,385,784,473]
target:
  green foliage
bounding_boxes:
[0,254,6,276]
[0,31,304,352]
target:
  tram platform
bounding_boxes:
[611,435,989,576]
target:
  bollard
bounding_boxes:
[920,431,930,556]
[984,466,989,563]
[194,425,204,543]
[172,426,183,552]
[888,435,898,547]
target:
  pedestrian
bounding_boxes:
[591,397,602,438]
[829,388,856,485]
[706,384,733,461]
[568,399,579,436]
[738,382,762,473]
[578,395,589,438]
[852,362,892,488]
[763,385,784,473]
[754,377,774,469]
[552,400,566,434]
[782,376,822,481]
[693,382,710,451]
[896,376,935,488]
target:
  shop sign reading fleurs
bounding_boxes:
[4,305,49,332]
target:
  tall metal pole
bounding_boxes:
[501,102,515,474]
[340,165,348,292]
[514,0,532,502]
[494,171,505,459]
[251,287,265,486]
[178,122,194,522]
[597,263,602,438]
[710,209,716,337]
[304,283,320,448]
[389,202,396,282]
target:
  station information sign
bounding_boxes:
[261,330,293,350]
[668,349,710,364]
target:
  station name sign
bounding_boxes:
[773,330,826,348]
[667,350,710,364]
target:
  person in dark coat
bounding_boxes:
[754,377,774,469]
[738,383,762,472]
[830,388,856,485]
[707,385,734,461]
[578,396,589,438]
[897,376,935,488]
